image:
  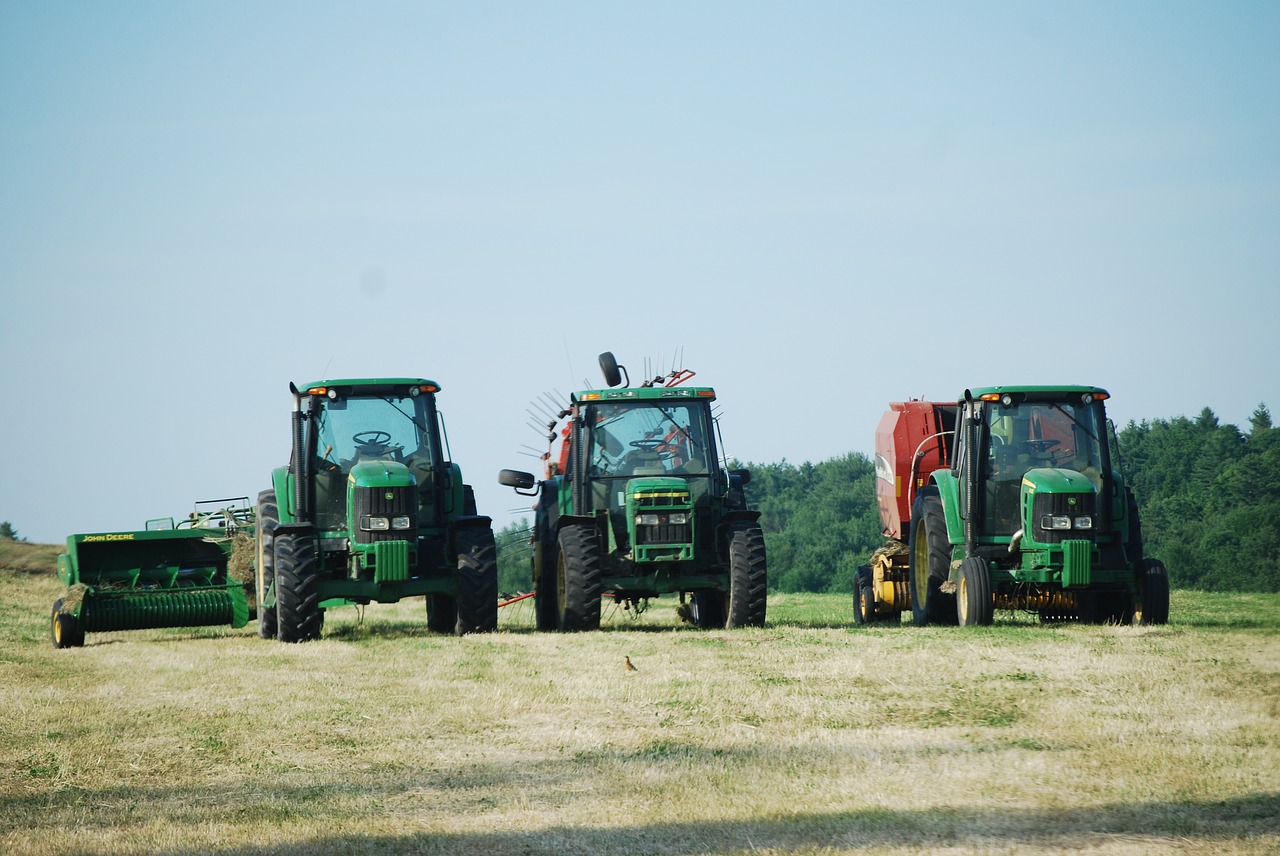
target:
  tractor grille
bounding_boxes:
[1032,491,1096,545]
[353,485,417,544]
[635,522,691,546]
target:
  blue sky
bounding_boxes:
[2,1,1277,544]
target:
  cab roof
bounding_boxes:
[572,386,716,403]
[965,385,1108,399]
[296,377,441,394]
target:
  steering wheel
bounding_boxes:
[630,439,672,457]
[353,430,393,453]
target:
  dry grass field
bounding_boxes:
[1,562,1277,855]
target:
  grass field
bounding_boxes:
[1,562,1277,855]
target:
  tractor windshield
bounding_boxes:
[313,393,437,474]
[585,400,715,480]
[979,398,1107,533]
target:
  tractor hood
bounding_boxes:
[348,459,415,489]
[1020,467,1098,547]
[1020,467,1096,496]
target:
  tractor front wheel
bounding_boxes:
[956,557,993,626]
[455,526,499,634]
[555,524,602,631]
[275,532,321,643]
[51,598,85,649]
[725,523,767,628]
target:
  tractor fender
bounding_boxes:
[718,509,762,527]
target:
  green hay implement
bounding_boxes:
[51,498,255,647]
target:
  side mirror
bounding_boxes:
[729,467,752,487]
[499,469,537,491]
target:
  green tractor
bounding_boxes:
[257,378,498,642]
[498,352,767,631]
[866,385,1169,626]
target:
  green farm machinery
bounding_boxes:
[860,386,1169,626]
[256,377,498,642]
[51,498,255,648]
[499,352,767,631]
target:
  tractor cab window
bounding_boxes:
[313,394,435,474]
[586,401,714,480]
[980,399,1107,533]
[307,392,438,530]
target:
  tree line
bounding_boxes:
[495,404,1278,594]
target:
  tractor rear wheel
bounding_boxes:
[426,595,457,633]
[51,598,85,649]
[455,526,499,634]
[691,589,727,628]
[909,488,956,626]
[255,490,279,640]
[533,529,559,631]
[956,558,993,626]
[1135,558,1170,625]
[275,532,322,643]
[555,524,602,631]
[725,523,767,628]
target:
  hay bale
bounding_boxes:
[227,532,256,585]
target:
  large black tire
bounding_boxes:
[275,531,322,643]
[909,488,956,626]
[256,490,279,640]
[555,524,602,631]
[1136,558,1170,625]
[852,565,872,626]
[725,523,767,628]
[51,598,85,649]
[533,527,559,631]
[956,557,993,626]
[455,526,499,634]
[691,589,727,628]
[426,595,457,633]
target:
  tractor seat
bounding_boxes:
[626,451,667,476]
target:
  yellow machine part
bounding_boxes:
[871,549,912,611]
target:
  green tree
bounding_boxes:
[495,518,533,595]
[0,522,20,541]
[1250,403,1272,434]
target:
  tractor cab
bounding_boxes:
[290,380,447,534]
[567,387,724,561]
[954,387,1115,550]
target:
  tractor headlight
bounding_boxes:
[1041,515,1072,531]
[1073,516,1093,530]
[391,516,412,530]
[636,512,690,526]
[361,516,390,531]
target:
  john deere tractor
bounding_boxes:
[257,378,497,642]
[499,352,767,631]
[863,385,1168,626]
